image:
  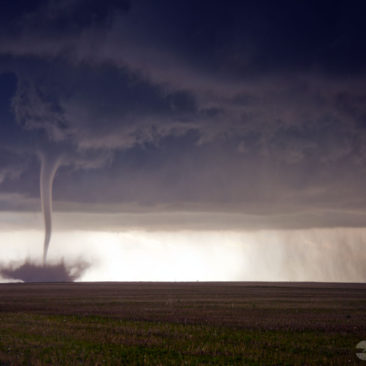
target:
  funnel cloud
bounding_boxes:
[40,153,61,264]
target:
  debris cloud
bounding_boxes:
[0,259,89,282]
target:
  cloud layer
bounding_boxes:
[0,0,366,230]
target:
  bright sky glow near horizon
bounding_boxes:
[1,0,366,282]
[1,211,366,282]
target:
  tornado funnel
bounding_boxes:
[40,153,61,265]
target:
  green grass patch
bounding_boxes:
[0,312,362,365]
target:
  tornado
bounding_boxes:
[40,153,61,265]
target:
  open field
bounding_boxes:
[0,282,365,365]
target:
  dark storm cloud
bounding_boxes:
[1,0,366,229]
[0,0,130,33]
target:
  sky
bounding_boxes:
[1,0,366,282]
